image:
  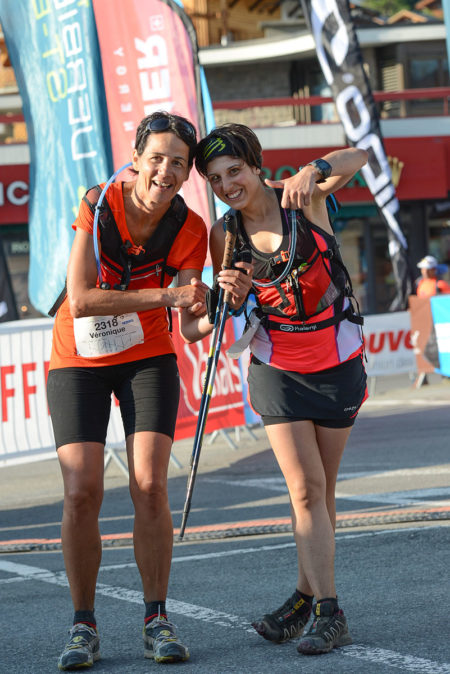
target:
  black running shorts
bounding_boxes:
[248,354,367,428]
[47,354,180,448]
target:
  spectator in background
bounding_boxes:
[416,255,450,298]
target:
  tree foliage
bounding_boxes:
[362,0,418,16]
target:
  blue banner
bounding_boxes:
[430,295,450,376]
[0,0,112,315]
[444,0,450,76]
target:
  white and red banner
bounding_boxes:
[364,311,415,377]
[93,0,211,229]
[0,316,245,467]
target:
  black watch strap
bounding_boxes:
[308,158,332,183]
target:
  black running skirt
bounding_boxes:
[248,354,367,428]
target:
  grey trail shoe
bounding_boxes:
[297,599,352,655]
[143,616,190,663]
[251,591,312,643]
[58,623,100,670]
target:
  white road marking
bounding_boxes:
[0,525,443,582]
[96,525,446,571]
[203,476,288,492]
[203,476,450,507]
[1,528,449,672]
[335,486,450,507]
[364,399,449,407]
[337,645,450,673]
[339,466,450,479]
[0,559,252,632]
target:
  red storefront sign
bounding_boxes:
[0,164,29,224]
[262,136,450,202]
[2,134,450,226]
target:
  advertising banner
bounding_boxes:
[0,238,18,322]
[0,0,113,315]
[0,165,30,225]
[300,0,414,310]
[171,314,246,439]
[0,317,246,466]
[92,0,212,229]
[364,311,415,377]
[0,319,55,464]
[430,295,450,376]
[408,296,438,374]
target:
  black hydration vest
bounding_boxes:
[232,191,363,332]
[49,184,188,317]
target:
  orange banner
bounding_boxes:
[93,0,211,228]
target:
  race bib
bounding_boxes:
[73,313,144,357]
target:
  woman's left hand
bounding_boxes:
[218,261,253,308]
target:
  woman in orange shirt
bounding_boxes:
[48,111,252,670]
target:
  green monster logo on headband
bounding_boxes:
[203,137,226,160]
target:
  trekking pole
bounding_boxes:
[179,210,238,540]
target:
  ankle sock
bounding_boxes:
[315,597,339,615]
[144,600,167,624]
[291,589,313,614]
[295,589,314,605]
[73,609,96,627]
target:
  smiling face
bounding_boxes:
[206,155,262,209]
[132,131,190,207]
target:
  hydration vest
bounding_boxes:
[49,184,188,316]
[233,191,363,332]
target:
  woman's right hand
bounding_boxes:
[170,277,209,308]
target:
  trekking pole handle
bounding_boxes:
[222,210,238,305]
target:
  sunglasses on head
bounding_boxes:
[146,116,196,140]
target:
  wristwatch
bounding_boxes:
[307,158,332,183]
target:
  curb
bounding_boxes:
[1,506,449,553]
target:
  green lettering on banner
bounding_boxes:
[345,171,367,188]
[275,165,296,181]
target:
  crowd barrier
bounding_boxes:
[0,315,252,468]
[2,307,440,469]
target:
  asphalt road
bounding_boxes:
[1,375,450,673]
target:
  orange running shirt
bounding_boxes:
[49,182,207,370]
[416,277,450,298]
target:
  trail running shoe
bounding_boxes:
[58,623,100,670]
[251,591,312,643]
[297,599,352,654]
[143,616,190,663]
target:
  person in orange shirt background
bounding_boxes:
[416,255,450,298]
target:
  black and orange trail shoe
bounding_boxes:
[251,590,312,643]
[297,598,352,655]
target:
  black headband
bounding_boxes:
[202,136,235,163]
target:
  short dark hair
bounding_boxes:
[195,123,263,177]
[134,111,197,166]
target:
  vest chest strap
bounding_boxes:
[265,306,363,333]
